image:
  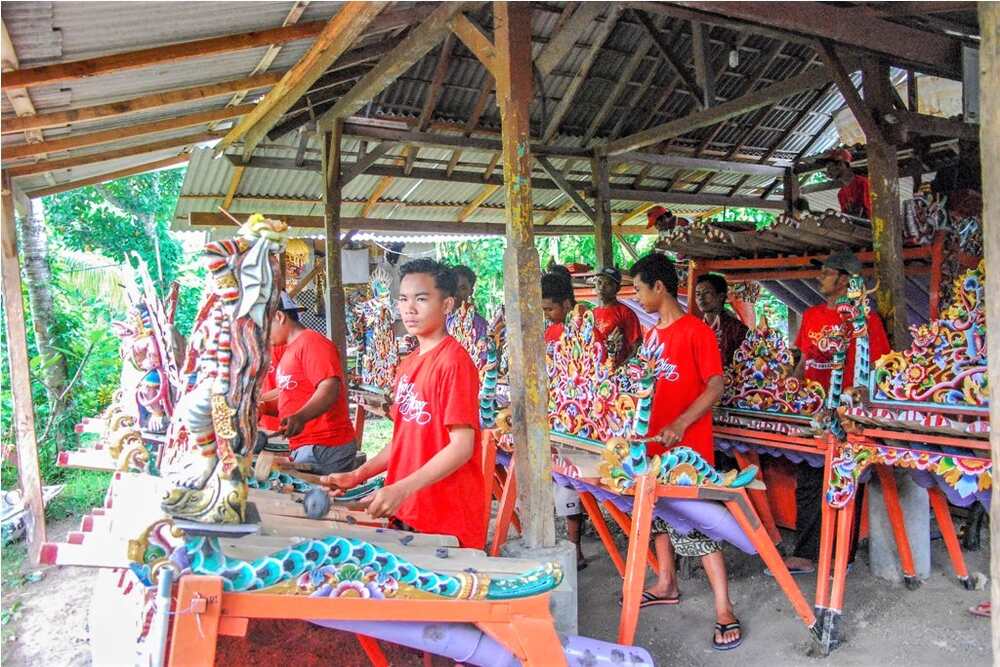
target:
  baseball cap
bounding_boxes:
[646,206,671,228]
[821,148,853,165]
[811,249,863,275]
[278,292,305,312]
[595,267,622,284]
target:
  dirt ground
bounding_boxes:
[2,518,993,666]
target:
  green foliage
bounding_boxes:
[706,207,777,231]
[755,288,790,339]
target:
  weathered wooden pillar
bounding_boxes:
[1,175,46,563]
[591,155,614,269]
[978,1,1000,652]
[494,0,555,549]
[322,121,348,362]
[862,58,910,348]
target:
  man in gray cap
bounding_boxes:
[783,249,890,573]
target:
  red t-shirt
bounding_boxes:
[276,329,355,449]
[593,302,642,365]
[838,175,871,219]
[544,322,563,343]
[258,344,286,432]
[387,336,485,549]
[794,303,891,392]
[644,315,723,465]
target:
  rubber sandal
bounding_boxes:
[617,591,681,608]
[969,602,991,618]
[712,621,743,651]
[764,564,815,577]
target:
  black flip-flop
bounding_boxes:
[712,621,743,651]
[617,591,681,608]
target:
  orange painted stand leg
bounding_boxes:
[617,473,656,646]
[828,495,857,618]
[733,450,781,544]
[602,500,659,574]
[482,434,498,539]
[355,634,389,667]
[578,491,625,577]
[724,491,816,629]
[874,466,917,581]
[814,451,837,612]
[167,576,224,667]
[928,488,970,582]
[490,459,517,557]
[479,595,567,666]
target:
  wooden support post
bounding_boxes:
[1,174,47,563]
[979,2,1000,654]
[863,58,910,347]
[591,155,614,268]
[494,1,555,550]
[322,123,348,362]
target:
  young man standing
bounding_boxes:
[821,148,871,219]
[449,264,487,339]
[785,249,890,573]
[269,294,358,475]
[592,267,642,367]
[323,260,486,549]
[694,273,749,367]
[630,252,741,651]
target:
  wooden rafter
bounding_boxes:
[534,2,607,76]
[817,42,884,143]
[25,154,190,198]
[536,156,596,222]
[221,166,245,211]
[457,184,500,222]
[633,9,705,109]
[2,20,44,144]
[419,34,456,131]
[690,22,715,107]
[4,104,254,161]
[543,6,621,143]
[445,75,494,177]
[343,142,394,184]
[583,36,652,144]
[219,3,386,159]
[449,13,497,78]
[541,199,575,225]
[483,152,502,181]
[361,175,394,217]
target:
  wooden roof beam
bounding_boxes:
[609,151,784,177]
[317,2,471,126]
[221,165,245,210]
[1,6,435,91]
[583,37,652,144]
[633,9,705,109]
[25,154,189,198]
[457,184,500,222]
[2,20,44,144]
[448,13,496,78]
[361,175,394,218]
[534,2,607,76]
[218,3,387,160]
[536,156,596,222]
[340,121,591,157]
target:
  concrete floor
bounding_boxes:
[575,530,992,666]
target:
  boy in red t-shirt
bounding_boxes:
[323,260,486,549]
[630,252,741,651]
[821,148,871,219]
[592,267,642,367]
[269,294,357,475]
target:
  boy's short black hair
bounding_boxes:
[696,272,728,297]
[452,264,477,287]
[630,253,679,297]
[541,271,574,304]
[399,259,458,298]
[547,264,573,283]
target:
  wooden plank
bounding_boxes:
[25,155,189,198]
[633,9,705,109]
[610,151,784,177]
[495,1,556,550]
[457,184,500,222]
[974,7,999,639]
[418,34,455,131]
[3,104,254,161]
[2,73,281,136]
[1,173,46,563]
[817,42,884,143]
[601,63,839,155]
[482,151,502,181]
[340,121,592,157]
[542,6,620,143]
[221,166,245,210]
[592,156,613,268]
[1,7,434,92]
[2,20,44,143]
[690,22,715,107]
[342,142,394,185]
[361,175,394,218]
[535,156,595,221]
[223,3,387,159]
[323,123,348,361]
[534,2,606,76]
[449,14,496,78]
[895,110,979,141]
[319,2,470,125]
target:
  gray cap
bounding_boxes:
[813,249,862,275]
[278,292,305,312]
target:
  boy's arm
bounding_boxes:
[366,426,476,519]
[654,375,724,445]
[321,443,391,495]
[281,377,341,437]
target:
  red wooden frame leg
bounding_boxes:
[874,466,917,582]
[578,491,625,577]
[815,452,837,611]
[490,460,517,556]
[928,488,970,582]
[355,634,389,667]
[829,496,857,617]
[617,473,656,646]
[733,450,781,544]
[167,576,223,667]
[482,433,498,538]
[602,500,659,574]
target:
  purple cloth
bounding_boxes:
[715,437,825,468]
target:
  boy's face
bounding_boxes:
[594,275,619,302]
[817,267,848,298]
[694,281,724,315]
[398,272,455,337]
[269,311,293,346]
[633,275,665,314]
[542,297,571,325]
[455,274,474,306]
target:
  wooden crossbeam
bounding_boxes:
[342,142,394,185]
[318,2,469,126]
[633,9,705,109]
[1,6,433,91]
[536,156,596,221]
[457,184,501,222]
[340,121,590,157]
[221,2,387,160]
[818,42,884,143]
[541,199,575,225]
[418,34,456,131]
[690,22,715,108]
[483,152,502,181]
[601,63,841,155]
[361,175,394,217]
[542,7,621,143]
[25,154,190,198]
[449,14,496,78]
[221,166,245,210]
[2,73,281,136]
[534,2,606,76]
[610,151,784,176]
[3,104,254,161]
[6,131,221,177]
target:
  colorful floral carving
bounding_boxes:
[447,302,500,427]
[600,440,758,494]
[352,267,399,394]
